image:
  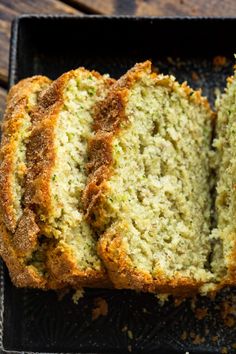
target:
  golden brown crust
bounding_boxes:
[224,233,236,286]
[0,76,51,233]
[0,208,68,289]
[84,61,214,295]
[98,230,204,296]
[23,68,114,288]
[12,208,39,257]
[92,61,213,133]
[0,222,67,289]
[84,133,114,229]
[0,211,47,288]
[46,243,111,288]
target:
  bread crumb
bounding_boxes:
[221,347,228,354]
[224,316,235,328]
[92,297,108,320]
[57,288,69,301]
[191,71,199,81]
[122,325,128,332]
[128,330,133,339]
[189,330,205,345]
[72,288,84,304]
[155,293,169,305]
[174,298,185,307]
[211,335,218,342]
[195,307,208,320]
[213,56,227,67]
[190,297,197,311]
[180,330,188,341]
[167,57,175,65]
[192,334,205,345]
[221,301,236,328]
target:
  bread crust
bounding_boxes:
[223,233,236,286]
[0,212,46,288]
[0,210,66,289]
[23,68,114,287]
[98,229,203,296]
[84,61,214,295]
[0,77,65,289]
[46,242,110,288]
[0,76,51,233]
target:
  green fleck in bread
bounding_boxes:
[84,61,215,295]
[23,68,114,288]
[0,76,54,288]
[211,73,236,286]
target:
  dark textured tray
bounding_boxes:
[1,15,236,354]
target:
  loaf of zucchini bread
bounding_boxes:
[1,60,235,296]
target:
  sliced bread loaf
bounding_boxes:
[84,61,215,295]
[23,68,114,288]
[0,76,55,288]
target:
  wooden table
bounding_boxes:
[1,0,236,118]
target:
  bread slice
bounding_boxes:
[84,61,215,295]
[0,76,51,232]
[23,68,114,288]
[211,73,236,286]
[0,76,57,288]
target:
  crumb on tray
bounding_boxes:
[72,288,84,304]
[92,297,108,320]
[195,307,208,320]
[213,56,227,67]
[191,71,199,81]
[180,330,188,341]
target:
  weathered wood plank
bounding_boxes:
[72,0,236,16]
[0,87,6,121]
[0,0,81,84]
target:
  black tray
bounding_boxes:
[1,15,236,354]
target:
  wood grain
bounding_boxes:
[0,0,81,84]
[73,0,236,16]
[0,87,6,121]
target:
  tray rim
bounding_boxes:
[9,14,236,87]
[3,14,236,354]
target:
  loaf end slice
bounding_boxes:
[0,76,51,232]
[0,77,63,289]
